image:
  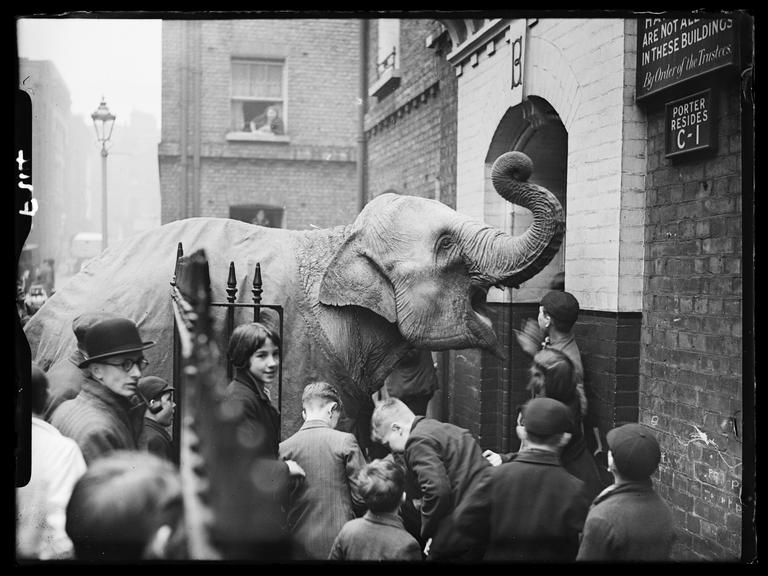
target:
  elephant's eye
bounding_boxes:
[437,236,453,251]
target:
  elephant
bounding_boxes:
[22,151,564,449]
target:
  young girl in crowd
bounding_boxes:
[224,322,305,559]
[484,348,606,502]
[528,348,605,501]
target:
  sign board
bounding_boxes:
[637,17,739,101]
[665,89,715,157]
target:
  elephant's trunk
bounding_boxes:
[460,151,565,288]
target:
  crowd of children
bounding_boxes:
[17,289,675,562]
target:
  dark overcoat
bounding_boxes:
[42,351,89,421]
[226,369,283,459]
[223,368,292,558]
[328,511,423,561]
[560,409,608,502]
[404,416,491,560]
[139,418,174,461]
[50,378,145,465]
[484,448,590,562]
[576,480,676,561]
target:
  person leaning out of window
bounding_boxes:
[249,105,284,135]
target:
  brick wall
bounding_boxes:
[198,157,358,229]
[640,77,743,560]
[367,89,443,199]
[365,19,457,207]
[576,311,642,433]
[479,303,513,452]
[438,50,458,210]
[450,348,482,439]
[160,19,360,228]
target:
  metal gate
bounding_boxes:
[169,242,284,466]
[170,247,291,558]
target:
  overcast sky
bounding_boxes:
[16,17,162,124]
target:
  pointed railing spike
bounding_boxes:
[226,261,237,304]
[171,242,184,287]
[252,263,263,322]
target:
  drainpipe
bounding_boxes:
[192,21,202,217]
[357,19,368,212]
[180,22,189,219]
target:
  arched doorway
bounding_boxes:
[482,95,568,451]
[484,96,568,302]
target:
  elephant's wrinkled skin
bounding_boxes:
[23,152,564,447]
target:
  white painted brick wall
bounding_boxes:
[456,18,645,312]
[618,18,647,312]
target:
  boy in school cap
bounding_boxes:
[577,423,676,561]
[606,423,661,480]
[137,376,176,462]
[484,397,590,562]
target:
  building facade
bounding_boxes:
[364,19,457,207]
[431,15,751,561]
[442,16,647,462]
[635,15,752,560]
[18,58,90,292]
[159,20,361,230]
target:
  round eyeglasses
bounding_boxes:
[101,358,149,372]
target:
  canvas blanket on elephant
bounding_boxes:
[23,151,564,448]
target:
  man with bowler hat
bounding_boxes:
[137,376,176,462]
[483,397,590,562]
[577,423,676,561]
[42,311,118,421]
[51,317,155,465]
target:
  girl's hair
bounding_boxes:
[356,458,405,513]
[530,348,576,405]
[227,322,281,369]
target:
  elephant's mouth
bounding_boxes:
[468,285,501,355]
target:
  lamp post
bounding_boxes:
[91,97,116,252]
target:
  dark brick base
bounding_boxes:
[576,311,643,433]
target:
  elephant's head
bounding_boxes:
[319,151,564,357]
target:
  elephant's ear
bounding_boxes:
[319,240,397,324]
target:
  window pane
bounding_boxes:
[267,64,283,85]
[250,63,267,96]
[232,62,250,95]
[230,60,287,133]
[377,19,400,67]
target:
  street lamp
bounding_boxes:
[91,97,116,252]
